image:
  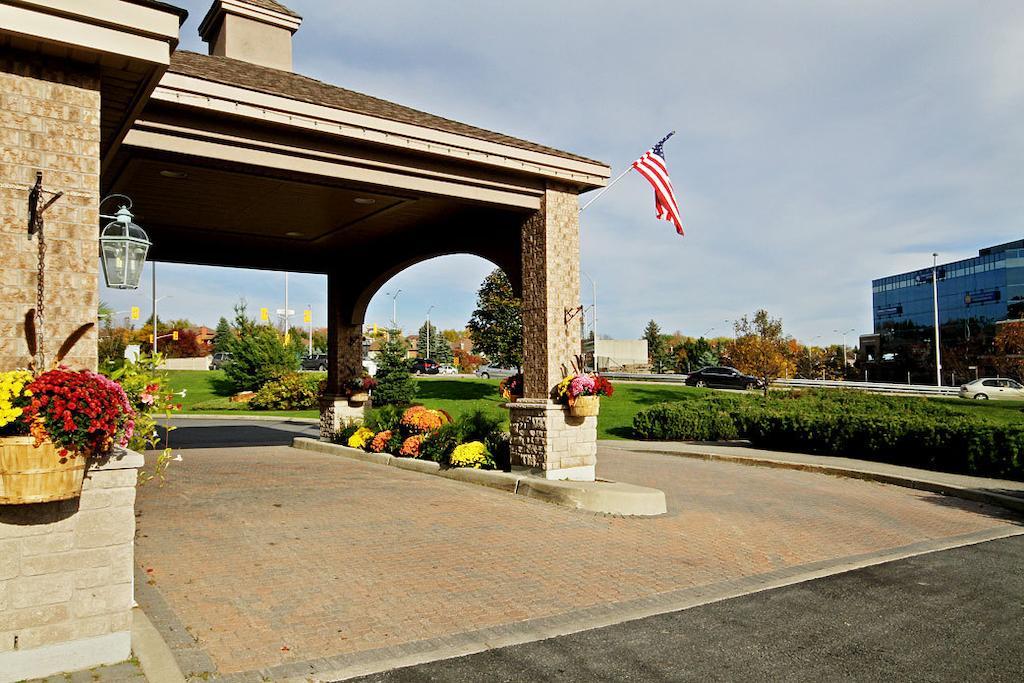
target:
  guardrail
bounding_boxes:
[600,372,961,397]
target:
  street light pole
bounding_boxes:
[581,271,597,370]
[307,303,313,356]
[834,327,855,373]
[426,305,434,360]
[151,262,157,355]
[385,289,402,330]
[932,253,942,386]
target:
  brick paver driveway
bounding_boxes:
[135,440,1022,681]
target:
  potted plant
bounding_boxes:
[0,311,135,504]
[347,374,377,405]
[553,372,614,417]
[498,373,524,402]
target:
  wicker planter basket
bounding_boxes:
[569,395,600,417]
[348,392,369,405]
[0,436,85,504]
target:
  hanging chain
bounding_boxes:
[35,218,46,368]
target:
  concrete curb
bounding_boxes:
[173,413,319,423]
[131,606,186,683]
[292,438,667,516]
[616,446,1024,515]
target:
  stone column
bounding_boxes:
[0,450,144,682]
[320,269,369,439]
[510,184,597,481]
[0,54,100,372]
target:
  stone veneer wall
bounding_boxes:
[520,185,581,398]
[0,52,100,372]
[514,185,596,479]
[508,399,598,480]
[0,452,143,682]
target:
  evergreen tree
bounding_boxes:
[466,269,523,369]
[417,321,453,364]
[224,300,297,391]
[372,329,417,406]
[212,316,234,353]
[644,320,669,373]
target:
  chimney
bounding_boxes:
[198,0,302,71]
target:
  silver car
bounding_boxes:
[474,365,516,380]
[958,377,1024,400]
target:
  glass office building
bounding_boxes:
[872,240,1024,334]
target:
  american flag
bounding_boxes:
[631,132,684,235]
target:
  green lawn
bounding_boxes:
[164,371,703,439]
[164,370,1024,439]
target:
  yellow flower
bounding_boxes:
[0,370,33,430]
[450,441,493,469]
[347,427,374,450]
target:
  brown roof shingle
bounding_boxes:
[167,51,602,166]
[240,0,301,19]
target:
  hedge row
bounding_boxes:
[632,391,1024,480]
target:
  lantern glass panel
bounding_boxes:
[125,242,149,289]
[101,240,127,288]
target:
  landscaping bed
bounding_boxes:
[633,390,1024,480]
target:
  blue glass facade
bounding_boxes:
[872,240,1024,334]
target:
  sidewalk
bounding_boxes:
[602,441,1024,513]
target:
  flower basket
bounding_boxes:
[348,392,370,405]
[0,436,85,504]
[569,395,600,417]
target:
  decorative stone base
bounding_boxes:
[508,399,597,482]
[0,449,143,683]
[319,395,369,440]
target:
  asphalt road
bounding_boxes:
[348,534,1024,683]
[161,417,318,449]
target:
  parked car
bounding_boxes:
[438,364,457,375]
[474,365,517,380]
[300,353,328,371]
[210,351,232,370]
[410,358,440,375]
[958,377,1024,400]
[684,366,761,390]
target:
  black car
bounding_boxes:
[410,358,440,375]
[685,366,761,390]
[301,353,328,371]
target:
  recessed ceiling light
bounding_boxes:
[285,231,304,237]
[353,197,376,205]
[159,170,188,179]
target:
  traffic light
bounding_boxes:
[303,309,312,323]
[130,306,140,320]
[373,323,378,335]
[171,330,179,341]
[260,307,269,321]
[148,334,154,343]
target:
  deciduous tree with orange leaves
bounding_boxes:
[726,310,794,396]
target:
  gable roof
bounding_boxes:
[167,50,601,165]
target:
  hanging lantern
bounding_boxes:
[99,203,150,289]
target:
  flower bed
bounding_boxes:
[333,405,506,470]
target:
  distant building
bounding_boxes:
[871,240,1024,333]
[863,240,1024,380]
[582,339,648,372]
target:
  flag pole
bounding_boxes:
[579,165,633,213]
[578,131,676,214]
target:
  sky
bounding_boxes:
[102,0,1024,344]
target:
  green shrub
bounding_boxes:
[632,389,1024,480]
[420,423,460,464]
[485,429,511,471]
[248,373,321,410]
[456,408,505,443]
[225,324,298,392]
[365,404,402,433]
[632,398,741,441]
